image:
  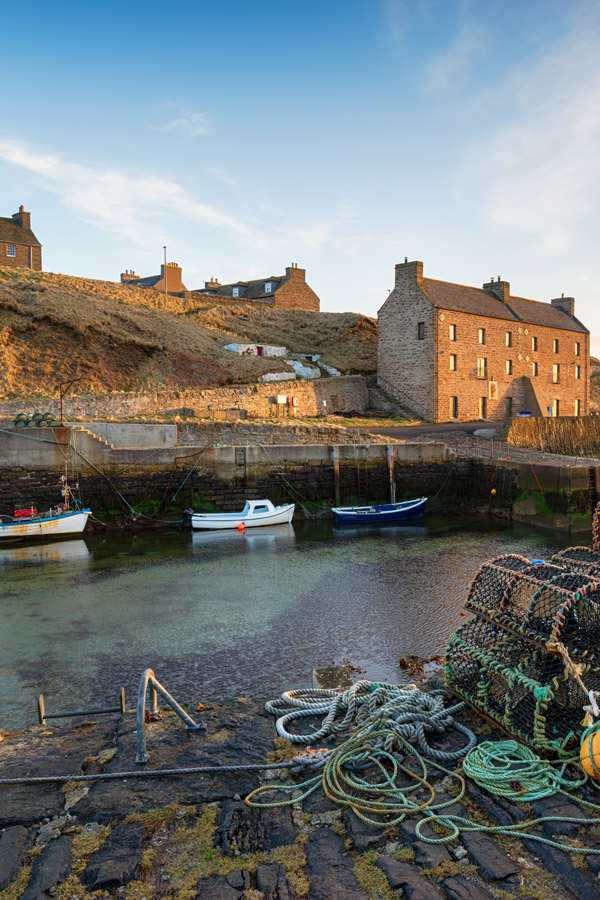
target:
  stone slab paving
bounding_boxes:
[0,699,599,900]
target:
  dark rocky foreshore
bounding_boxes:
[1,695,599,900]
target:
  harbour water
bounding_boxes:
[0,516,577,729]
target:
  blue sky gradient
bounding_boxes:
[3,1,599,348]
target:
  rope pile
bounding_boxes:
[265,681,476,761]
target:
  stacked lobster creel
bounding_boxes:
[445,545,600,756]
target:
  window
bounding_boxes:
[532,336,538,352]
[449,396,458,419]
[575,342,581,357]
[477,357,487,379]
[552,399,560,417]
[417,322,425,340]
[265,282,272,293]
[232,287,240,297]
[449,324,457,341]
[532,361,538,377]
[506,397,513,417]
[575,365,581,380]
[553,339,559,353]
[478,328,486,345]
[479,396,487,419]
[449,354,457,371]
[506,359,513,375]
[552,363,560,384]
[575,399,581,416]
[506,332,512,347]
[7,245,16,257]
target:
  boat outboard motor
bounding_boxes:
[181,508,194,531]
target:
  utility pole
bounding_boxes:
[163,245,167,297]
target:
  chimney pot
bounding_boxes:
[405,257,408,263]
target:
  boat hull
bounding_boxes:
[332,498,427,525]
[0,509,91,541]
[191,504,294,530]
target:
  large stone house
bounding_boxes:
[0,206,42,271]
[378,259,589,422]
[121,262,187,295]
[196,263,320,311]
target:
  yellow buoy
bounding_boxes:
[490,488,497,496]
[580,729,600,779]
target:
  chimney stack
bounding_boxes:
[551,295,575,317]
[12,205,31,230]
[395,259,423,286]
[483,277,510,303]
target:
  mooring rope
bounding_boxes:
[265,681,476,761]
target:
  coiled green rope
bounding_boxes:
[462,740,586,801]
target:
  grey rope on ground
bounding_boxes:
[265,681,476,762]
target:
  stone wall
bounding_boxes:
[0,454,493,525]
[0,375,368,421]
[377,261,435,419]
[274,265,320,311]
[508,414,600,457]
[175,421,392,446]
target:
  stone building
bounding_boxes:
[378,259,589,422]
[120,262,187,295]
[0,206,42,271]
[196,262,320,311]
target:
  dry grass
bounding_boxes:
[508,414,600,456]
[196,304,377,373]
[0,267,376,399]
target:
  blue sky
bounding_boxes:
[2,1,600,349]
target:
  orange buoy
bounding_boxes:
[490,488,497,496]
[580,729,600,780]
[237,522,245,533]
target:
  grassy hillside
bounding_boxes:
[0,267,376,399]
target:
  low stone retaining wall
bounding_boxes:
[175,421,392,446]
[0,375,368,421]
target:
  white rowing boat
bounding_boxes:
[0,507,91,541]
[188,499,294,530]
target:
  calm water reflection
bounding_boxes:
[0,516,580,728]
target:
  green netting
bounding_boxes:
[445,617,600,756]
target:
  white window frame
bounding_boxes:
[265,282,272,293]
[532,336,538,352]
[232,287,240,297]
[7,244,16,257]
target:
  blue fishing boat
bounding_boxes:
[332,496,427,525]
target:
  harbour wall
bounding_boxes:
[0,424,594,531]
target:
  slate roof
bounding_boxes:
[199,276,282,300]
[0,218,42,247]
[126,274,161,287]
[421,277,587,334]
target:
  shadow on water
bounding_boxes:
[0,514,586,728]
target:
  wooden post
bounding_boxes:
[332,445,340,506]
[387,445,396,503]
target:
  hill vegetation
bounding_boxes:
[0,267,376,399]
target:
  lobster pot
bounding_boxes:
[522,573,600,657]
[445,618,600,755]
[464,555,533,618]
[552,547,600,578]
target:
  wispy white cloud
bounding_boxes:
[150,109,212,137]
[0,139,247,241]
[456,15,600,251]
[423,21,486,92]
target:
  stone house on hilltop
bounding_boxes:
[378,259,589,422]
[0,206,42,271]
[196,263,320,311]
[121,262,187,295]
